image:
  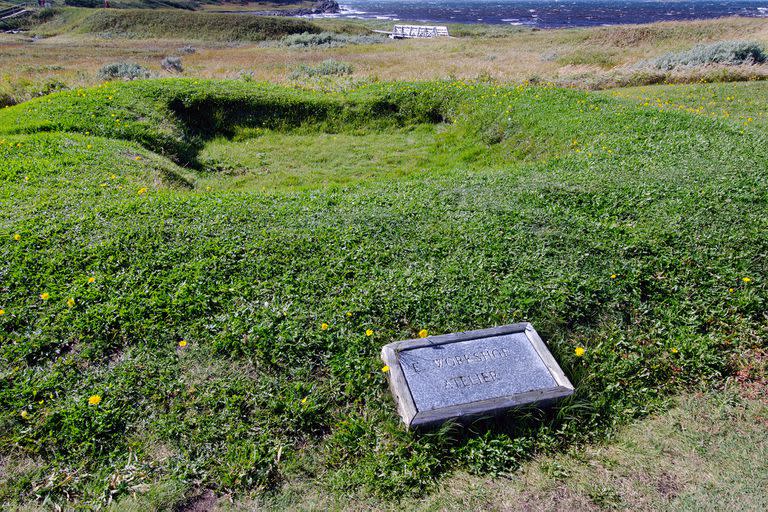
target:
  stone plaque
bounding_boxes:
[381,323,574,428]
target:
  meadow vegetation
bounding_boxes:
[2,12,767,106]
[1,76,767,509]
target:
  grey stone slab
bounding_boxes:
[381,323,574,428]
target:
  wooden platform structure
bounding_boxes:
[375,24,450,39]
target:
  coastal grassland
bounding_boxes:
[1,13,767,105]
[1,79,767,509]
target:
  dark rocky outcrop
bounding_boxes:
[242,0,340,17]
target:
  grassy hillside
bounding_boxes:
[1,79,767,509]
[26,7,324,40]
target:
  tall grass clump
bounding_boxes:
[276,31,385,48]
[288,59,353,79]
[97,62,151,81]
[640,40,767,70]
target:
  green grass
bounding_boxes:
[612,80,768,130]
[198,124,446,190]
[24,7,365,41]
[1,79,767,509]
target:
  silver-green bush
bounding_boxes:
[641,41,767,70]
[288,59,353,79]
[161,56,184,73]
[276,31,385,48]
[97,62,151,81]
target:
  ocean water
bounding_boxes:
[318,1,768,28]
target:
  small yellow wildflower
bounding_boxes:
[365,329,373,336]
[87,144,92,149]
[729,288,734,293]
[137,187,148,195]
[418,329,428,338]
[574,346,586,357]
[13,233,21,241]
[40,293,50,301]
[670,347,679,354]
[610,274,617,279]
[134,156,142,161]
[346,311,352,317]
[381,365,390,373]
[742,277,751,283]
[321,323,329,331]
[88,276,96,284]
[0,309,4,316]
[20,410,29,420]
[178,340,187,347]
[301,397,308,404]
[67,298,75,308]
[88,395,102,406]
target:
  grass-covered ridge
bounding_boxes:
[1,80,767,509]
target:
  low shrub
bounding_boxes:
[276,31,385,48]
[97,62,151,81]
[161,56,183,73]
[288,59,353,79]
[640,40,767,70]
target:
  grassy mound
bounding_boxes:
[23,7,338,41]
[75,8,321,41]
[1,80,767,509]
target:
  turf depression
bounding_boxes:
[1,80,767,509]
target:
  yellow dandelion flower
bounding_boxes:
[742,277,751,283]
[0,309,5,316]
[20,410,29,420]
[138,187,148,195]
[178,340,187,347]
[40,292,50,301]
[134,156,142,161]
[13,233,21,241]
[574,346,586,357]
[418,329,428,338]
[301,397,308,404]
[670,347,679,354]
[381,365,390,373]
[87,276,96,284]
[365,329,373,336]
[88,395,101,406]
[610,274,617,279]
[67,297,75,308]
[346,311,352,317]
[729,288,734,293]
[321,323,329,331]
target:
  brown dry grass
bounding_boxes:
[2,15,767,104]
